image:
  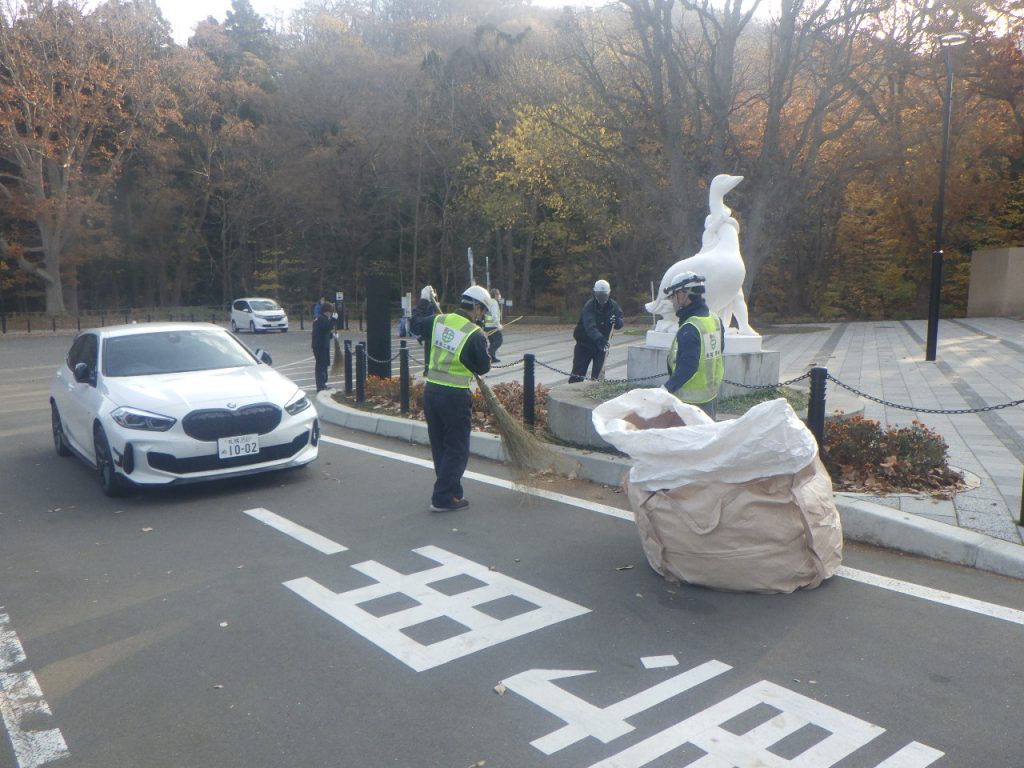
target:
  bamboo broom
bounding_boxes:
[330,333,343,378]
[474,375,576,480]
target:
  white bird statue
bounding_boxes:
[646,174,757,337]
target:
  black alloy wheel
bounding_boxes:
[93,424,123,497]
[51,402,71,457]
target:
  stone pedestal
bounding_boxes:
[627,343,780,400]
[967,247,1024,316]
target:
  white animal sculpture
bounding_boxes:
[646,174,758,337]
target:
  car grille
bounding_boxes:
[261,314,284,321]
[148,432,310,474]
[182,403,282,441]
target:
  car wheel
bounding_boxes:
[230,319,238,333]
[249,320,257,334]
[93,424,124,497]
[281,328,288,333]
[51,402,71,457]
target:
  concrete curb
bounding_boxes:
[315,390,1024,581]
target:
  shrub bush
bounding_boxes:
[824,416,963,492]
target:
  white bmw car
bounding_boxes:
[50,323,319,496]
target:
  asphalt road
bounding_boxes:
[2,329,1023,768]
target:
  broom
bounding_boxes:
[330,333,343,378]
[474,375,577,480]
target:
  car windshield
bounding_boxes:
[102,330,257,377]
[249,300,280,311]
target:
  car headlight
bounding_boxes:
[285,392,311,415]
[111,406,177,431]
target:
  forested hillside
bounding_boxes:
[2,0,1022,320]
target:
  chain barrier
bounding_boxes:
[355,343,1023,416]
[720,373,812,389]
[825,374,1024,415]
[363,349,404,364]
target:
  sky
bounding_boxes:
[156,0,612,45]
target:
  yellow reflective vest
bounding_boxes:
[426,313,483,389]
[668,313,724,404]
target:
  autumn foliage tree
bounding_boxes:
[0,0,176,314]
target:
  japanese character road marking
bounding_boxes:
[501,660,731,755]
[504,664,944,768]
[284,546,589,671]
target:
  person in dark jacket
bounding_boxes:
[422,286,491,512]
[311,301,336,392]
[662,272,725,417]
[409,285,438,342]
[410,285,439,375]
[569,279,624,383]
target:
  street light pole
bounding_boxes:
[925,32,968,362]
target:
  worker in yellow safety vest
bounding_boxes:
[663,271,725,418]
[422,285,492,512]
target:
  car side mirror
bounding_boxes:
[255,348,272,365]
[73,362,92,383]
[244,307,252,313]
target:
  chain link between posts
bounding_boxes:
[348,344,1024,416]
[825,374,1024,415]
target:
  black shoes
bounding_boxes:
[430,497,469,512]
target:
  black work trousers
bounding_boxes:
[423,382,472,507]
[313,345,330,391]
[568,342,606,383]
[487,330,503,361]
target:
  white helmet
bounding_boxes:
[420,285,436,301]
[664,271,706,298]
[593,279,610,293]
[461,285,491,309]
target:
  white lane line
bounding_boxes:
[836,566,1024,625]
[319,435,1024,624]
[0,610,70,768]
[243,508,347,554]
[320,436,633,521]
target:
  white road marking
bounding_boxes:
[502,660,731,755]
[319,435,633,520]
[505,663,943,767]
[640,655,678,669]
[837,565,1024,625]
[284,545,589,672]
[243,508,347,554]
[0,610,70,768]
[319,434,1024,626]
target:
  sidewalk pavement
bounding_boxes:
[319,317,1024,580]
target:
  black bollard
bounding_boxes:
[806,366,828,453]
[300,312,304,331]
[1,313,6,334]
[27,316,31,333]
[399,340,410,414]
[523,353,536,428]
[52,316,56,333]
[77,316,81,331]
[344,340,353,394]
[356,342,366,403]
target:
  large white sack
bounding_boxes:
[626,459,843,593]
[592,389,818,492]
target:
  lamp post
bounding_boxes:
[925,32,969,362]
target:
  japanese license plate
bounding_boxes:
[218,433,259,459]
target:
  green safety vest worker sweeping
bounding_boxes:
[662,271,725,418]
[422,285,491,512]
